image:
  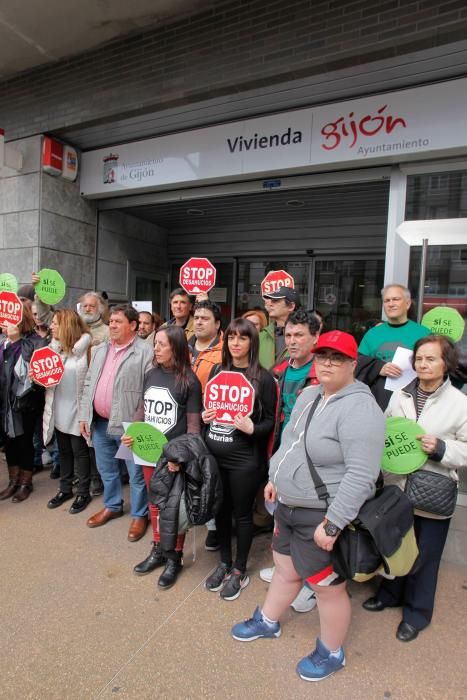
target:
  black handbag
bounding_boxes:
[405,469,457,517]
[303,397,418,582]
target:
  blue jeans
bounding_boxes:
[92,418,148,518]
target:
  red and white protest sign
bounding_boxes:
[204,371,255,426]
[261,270,295,296]
[30,347,65,387]
[179,257,216,295]
[0,290,23,326]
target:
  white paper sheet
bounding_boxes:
[384,346,417,392]
[132,301,152,313]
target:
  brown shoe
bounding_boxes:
[0,466,20,500]
[86,507,123,528]
[12,471,33,503]
[128,517,149,542]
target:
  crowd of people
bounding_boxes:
[1,276,466,683]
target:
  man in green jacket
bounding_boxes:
[259,287,301,369]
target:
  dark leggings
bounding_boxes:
[55,429,91,496]
[4,411,37,471]
[215,466,263,572]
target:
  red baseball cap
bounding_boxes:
[313,330,358,360]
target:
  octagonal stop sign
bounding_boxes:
[204,370,255,426]
[261,270,295,296]
[0,290,23,326]
[179,257,216,295]
[30,347,65,387]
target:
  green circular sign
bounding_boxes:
[35,268,66,305]
[422,306,465,343]
[0,273,18,293]
[126,422,168,463]
[382,417,428,474]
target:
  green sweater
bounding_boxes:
[259,322,288,370]
[358,320,430,362]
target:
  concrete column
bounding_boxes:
[0,136,42,283]
[384,166,409,291]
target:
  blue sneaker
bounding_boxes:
[296,638,345,682]
[231,606,281,642]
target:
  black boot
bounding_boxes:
[134,542,167,576]
[158,553,183,589]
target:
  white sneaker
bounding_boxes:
[291,585,317,613]
[259,566,275,583]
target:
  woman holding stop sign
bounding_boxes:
[203,317,276,601]
[0,303,47,502]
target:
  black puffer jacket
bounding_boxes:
[149,434,223,553]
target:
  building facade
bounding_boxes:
[1,0,466,545]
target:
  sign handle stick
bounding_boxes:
[417,238,429,324]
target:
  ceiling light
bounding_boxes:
[187,208,205,216]
[286,199,305,208]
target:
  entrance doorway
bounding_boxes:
[170,255,384,343]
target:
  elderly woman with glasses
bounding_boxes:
[231,330,385,683]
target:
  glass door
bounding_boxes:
[312,258,385,343]
[236,259,310,316]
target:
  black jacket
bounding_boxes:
[0,332,46,438]
[149,434,223,552]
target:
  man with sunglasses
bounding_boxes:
[259,287,301,370]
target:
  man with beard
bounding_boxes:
[137,311,156,345]
[78,293,110,345]
[31,274,110,347]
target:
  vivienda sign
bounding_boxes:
[80,77,467,198]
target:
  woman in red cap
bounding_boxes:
[231,330,385,683]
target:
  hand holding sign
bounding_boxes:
[382,417,428,474]
[125,422,168,463]
[35,268,66,305]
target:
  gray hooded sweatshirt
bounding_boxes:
[269,381,385,530]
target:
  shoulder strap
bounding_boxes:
[303,395,331,508]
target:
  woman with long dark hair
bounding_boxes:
[203,317,276,600]
[0,303,46,502]
[122,325,202,588]
[43,309,93,514]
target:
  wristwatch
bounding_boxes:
[323,519,341,537]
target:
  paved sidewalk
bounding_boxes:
[0,463,466,700]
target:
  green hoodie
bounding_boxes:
[259,321,288,369]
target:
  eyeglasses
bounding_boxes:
[314,352,348,366]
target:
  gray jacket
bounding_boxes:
[79,336,153,436]
[269,381,385,530]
